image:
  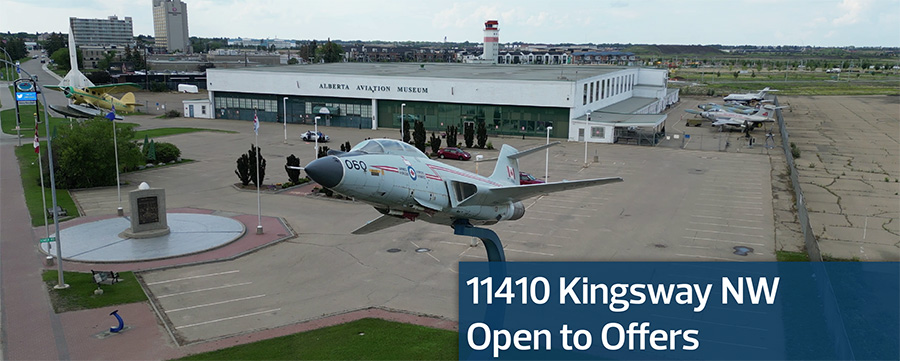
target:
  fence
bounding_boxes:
[776,95,855,359]
[774,96,821,262]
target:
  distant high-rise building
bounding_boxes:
[69,16,134,48]
[153,0,190,53]
[482,20,499,64]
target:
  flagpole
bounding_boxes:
[254,111,263,234]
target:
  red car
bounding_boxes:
[436,147,471,160]
[519,172,545,185]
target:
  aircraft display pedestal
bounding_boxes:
[453,219,506,262]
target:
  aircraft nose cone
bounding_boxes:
[305,156,343,189]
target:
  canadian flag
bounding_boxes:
[33,128,39,154]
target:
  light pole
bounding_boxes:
[314,116,320,159]
[3,58,68,288]
[545,126,553,181]
[400,103,406,142]
[113,117,123,216]
[282,97,288,143]
[584,111,591,168]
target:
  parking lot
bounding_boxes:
[77,106,777,343]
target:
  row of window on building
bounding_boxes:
[583,73,636,106]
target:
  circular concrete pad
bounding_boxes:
[40,213,245,263]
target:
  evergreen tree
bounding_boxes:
[463,122,475,148]
[476,122,488,149]
[413,120,427,153]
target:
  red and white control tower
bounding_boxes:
[482,20,499,64]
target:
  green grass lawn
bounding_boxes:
[42,270,148,313]
[177,318,458,361]
[776,250,810,261]
[13,144,80,226]
[134,127,237,140]
[1,108,138,137]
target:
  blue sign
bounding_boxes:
[15,92,37,102]
[459,262,899,360]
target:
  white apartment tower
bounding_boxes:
[481,20,499,64]
[152,0,190,53]
[69,16,134,48]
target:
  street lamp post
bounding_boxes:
[314,116,320,159]
[3,58,68,288]
[545,126,553,181]
[584,111,591,167]
[400,103,406,142]
[283,97,288,143]
[113,118,123,216]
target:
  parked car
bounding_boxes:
[436,147,471,160]
[519,172,545,185]
[301,130,329,142]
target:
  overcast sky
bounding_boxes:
[2,0,897,47]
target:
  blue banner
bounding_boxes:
[15,92,37,101]
[459,262,899,360]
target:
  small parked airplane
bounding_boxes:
[722,87,778,104]
[45,25,141,120]
[300,138,623,235]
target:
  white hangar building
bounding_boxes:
[205,63,678,143]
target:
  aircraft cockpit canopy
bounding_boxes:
[351,139,427,158]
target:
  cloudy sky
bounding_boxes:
[2,0,897,47]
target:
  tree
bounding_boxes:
[413,120,427,153]
[285,154,302,184]
[430,132,441,154]
[50,48,83,71]
[287,57,299,65]
[316,40,344,63]
[235,154,251,186]
[42,33,66,57]
[401,116,411,143]
[446,125,458,148]
[476,121,488,149]
[732,71,739,79]
[47,118,142,189]
[463,122,475,148]
[299,40,318,63]
[247,144,266,187]
[1,37,27,60]
[96,50,117,71]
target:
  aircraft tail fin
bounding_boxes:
[488,144,521,185]
[120,92,139,106]
[488,142,560,186]
[752,105,785,119]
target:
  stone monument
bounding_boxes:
[121,182,170,238]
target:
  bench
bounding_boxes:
[92,270,121,286]
[46,206,67,218]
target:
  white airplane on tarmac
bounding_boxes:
[722,87,778,104]
[297,138,623,261]
[685,105,783,131]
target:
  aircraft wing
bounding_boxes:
[351,214,411,235]
[712,118,742,127]
[462,177,623,206]
[86,83,143,94]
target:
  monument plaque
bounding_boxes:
[122,182,170,238]
[137,196,159,224]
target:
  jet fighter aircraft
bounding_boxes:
[685,105,782,131]
[302,138,622,234]
[722,87,778,104]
